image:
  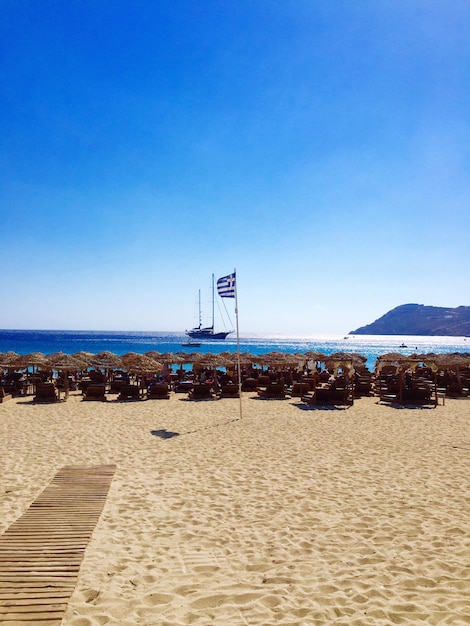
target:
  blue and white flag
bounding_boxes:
[217,272,236,298]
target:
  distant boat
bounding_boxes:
[181,340,201,347]
[399,343,408,348]
[185,274,234,341]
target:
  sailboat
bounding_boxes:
[185,274,234,341]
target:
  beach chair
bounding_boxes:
[147,383,170,399]
[331,386,354,405]
[109,379,128,394]
[188,384,214,400]
[0,386,12,403]
[258,383,286,399]
[354,373,373,397]
[33,383,59,403]
[402,387,433,405]
[288,382,311,397]
[219,383,240,398]
[300,385,332,405]
[300,390,316,404]
[174,380,194,393]
[83,384,107,401]
[241,377,258,391]
[118,384,141,401]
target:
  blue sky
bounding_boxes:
[1,0,469,334]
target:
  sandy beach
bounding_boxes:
[0,391,468,625]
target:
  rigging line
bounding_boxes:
[215,295,234,331]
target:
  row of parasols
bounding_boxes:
[0,350,363,373]
[1,350,469,374]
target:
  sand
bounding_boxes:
[0,391,469,625]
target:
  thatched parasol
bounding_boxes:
[48,353,88,370]
[325,355,355,378]
[120,353,163,395]
[435,352,470,370]
[122,353,163,374]
[144,350,163,361]
[329,351,368,372]
[72,351,95,367]
[238,352,257,366]
[175,352,200,365]
[375,352,406,371]
[0,352,21,369]
[47,353,89,399]
[193,353,229,369]
[159,352,185,365]
[90,351,123,371]
[304,351,328,363]
[255,351,295,368]
[17,352,49,370]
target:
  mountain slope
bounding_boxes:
[350,304,470,336]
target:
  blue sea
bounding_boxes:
[0,330,469,371]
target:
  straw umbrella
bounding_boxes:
[90,351,123,371]
[434,353,470,395]
[122,353,163,372]
[0,351,21,370]
[47,353,89,399]
[159,352,185,365]
[17,352,48,370]
[191,353,227,390]
[72,351,95,367]
[89,351,123,384]
[14,352,49,391]
[329,351,367,370]
[121,353,163,394]
[144,350,163,361]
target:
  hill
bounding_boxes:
[350,304,470,336]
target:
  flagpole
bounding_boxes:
[234,268,243,420]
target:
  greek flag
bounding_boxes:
[217,272,236,298]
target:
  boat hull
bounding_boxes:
[186,330,232,340]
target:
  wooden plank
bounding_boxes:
[0,465,115,625]
[0,592,71,600]
[0,602,68,613]
[0,611,63,622]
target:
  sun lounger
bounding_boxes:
[174,380,194,393]
[118,384,141,401]
[188,384,214,400]
[301,384,353,405]
[83,384,107,401]
[241,377,258,391]
[301,386,332,404]
[0,386,12,403]
[258,383,286,399]
[219,383,240,398]
[109,379,128,394]
[332,387,354,405]
[147,383,170,399]
[33,382,59,403]
[288,382,311,397]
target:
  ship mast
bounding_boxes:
[211,273,215,330]
[198,289,202,329]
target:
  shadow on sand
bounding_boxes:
[151,429,180,439]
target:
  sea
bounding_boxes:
[1,330,469,371]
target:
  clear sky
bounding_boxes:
[1,1,469,334]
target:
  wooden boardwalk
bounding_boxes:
[0,465,116,625]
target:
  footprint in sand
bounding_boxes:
[143,592,175,606]
[82,588,100,603]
